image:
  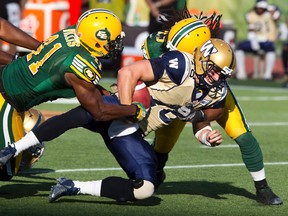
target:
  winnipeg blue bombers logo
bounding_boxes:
[96,28,111,41]
[200,40,218,57]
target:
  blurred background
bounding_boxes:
[1,0,288,84]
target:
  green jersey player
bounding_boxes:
[0,9,145,180]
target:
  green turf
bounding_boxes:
[0,84,287,216]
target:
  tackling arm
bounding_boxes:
[65,73,139,122]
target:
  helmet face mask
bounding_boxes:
[76,9,124,58]
[194,38,236,89]
[166,18,211,54]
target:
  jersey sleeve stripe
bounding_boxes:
[74,54,101,78]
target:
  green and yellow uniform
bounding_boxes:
[0,26,102,180]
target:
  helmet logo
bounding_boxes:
[200,40,217,57]
[96,28,111,41]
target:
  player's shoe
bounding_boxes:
[256,186,283,205]
[48,177,80,202]
[0,144,16,167]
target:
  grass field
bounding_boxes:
[0,79,288,216]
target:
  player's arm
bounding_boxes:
[117,59,155,105]
[0,17,41,50]
[193,121,223,147]
[65,73,139,121]
[0,50,14,65]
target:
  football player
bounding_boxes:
[235,0,280,80]
[141,8,282,205]
[0,9,146,181]
[49,38,232,203]
[0,38,231,203]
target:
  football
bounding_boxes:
[132,81,151,109]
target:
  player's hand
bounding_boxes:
[206,129,223,147]
[173,104,205,123]
[132,102,147,121]
[248,31,260,51]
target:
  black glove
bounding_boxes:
[173,104,206,123]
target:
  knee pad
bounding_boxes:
[133,180,154,200]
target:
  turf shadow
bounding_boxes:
[155,180,255,201]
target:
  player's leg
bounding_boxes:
[261,41,276,80]
[49,130,157,202]
[0,95,24,181]
[281,42,288,87]
[153,119,186,186]
[216,86,283,205]
[0,106,91,167]
[235,40,253,80]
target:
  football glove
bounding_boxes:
[132,102,147,121]
[173,104,206,123]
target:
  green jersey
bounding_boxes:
[1,26,102,112]
[141,30,169,59]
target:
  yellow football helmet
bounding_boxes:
[194,38,236,88]
[76,8,125,58]
[166,17,211,54]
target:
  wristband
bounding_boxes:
[195,126,212,147]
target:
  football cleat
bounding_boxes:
[48,177,80,202]
[0,144,16,167]
[256,186,283,205]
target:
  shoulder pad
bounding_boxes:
[161,51,193,85]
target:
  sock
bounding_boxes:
[14,131,40,156]
[254,178,268,190]
[73,180,102,196]
[250,168,266,181]
[264,51,276,79]
[235,131,264,172]
[154,151,169,171]
[235,50,247,79]
[101,176,135,202]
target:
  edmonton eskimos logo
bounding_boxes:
[84,68,96,80]
[96,28,111,41]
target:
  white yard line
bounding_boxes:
[20,162,288,174]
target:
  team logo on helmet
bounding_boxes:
[84,68,96,80]
[96,28,111,41]
[199,40,218,57]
